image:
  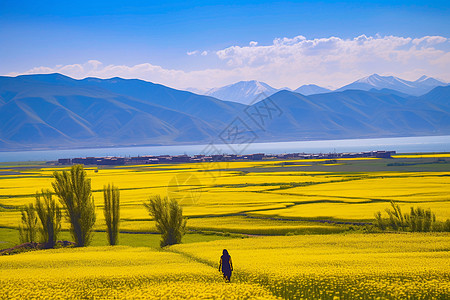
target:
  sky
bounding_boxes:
[1,0,449,90]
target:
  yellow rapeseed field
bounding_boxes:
[393,153,450,158]
[172,233,450,299]
[1,158,449,230]
[1,233,447,299]
[0,246,277,299]
[1,157,449,299]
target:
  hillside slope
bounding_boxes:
[0,74,449,151]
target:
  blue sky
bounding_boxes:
[1,0,449,89]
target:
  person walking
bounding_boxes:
[218,249,233,282]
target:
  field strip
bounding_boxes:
[167,246,282,299]
[246,190,450,204]
[0,185,171,200]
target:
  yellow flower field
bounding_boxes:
[1,233,448,299]
[0,246,277,299]
[393,153,450,158]
[1,157,449,231]
[1,157,449,299]
[172,233,450,299]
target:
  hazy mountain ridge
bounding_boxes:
[205,80,280,105]
[336,74,447,96]
[257,87,450,141]
[0,74,243,150]
[294,84,331,95]
[200,74,446,104]
[203,80,335,104]
[0,74,449,151]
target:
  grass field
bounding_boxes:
[1,154,449,298]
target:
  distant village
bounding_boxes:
[57,150,396,166]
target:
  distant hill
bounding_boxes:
[294,84,331,95]
[203,80,332,103]
[252,87,450,141]
[0,74,244,150]
[205,80,280,105]
[336,74,447,96]
[0,74,449,151]
[368,88,411,98]
[201,73,446,103]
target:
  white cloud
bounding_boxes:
[7,35,450,90]
[187,50,199,56]
[214,34,449,88]
[412,36,447,45]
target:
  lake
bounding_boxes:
[0,135,449,162]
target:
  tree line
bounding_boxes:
[18,165,186,248]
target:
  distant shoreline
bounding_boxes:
[0,135,449,163]
[55,150,396,166]
[1,134,449,153]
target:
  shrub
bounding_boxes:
[18,204,38,243]
[35,189,62,248]
[444,219,450,232]
[52,165,96,247]
[405,207,435,232]
[103,184,120,246]
[144,195,186,247]
[374,211,387,231]
[431,219,450,232]
[374,200,447,232]
[385,200,406,231]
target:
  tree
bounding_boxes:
[18,203,38,244]
[103,183,120,246]
[52,165,96,247]
[35,189,62,248]
[405,207,435,232]
[144,195,186,247]
[374,211,386,231]
[385,200,406,231]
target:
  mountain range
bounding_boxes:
[335,74,447,96]
[204,81,331,104]
[201,74,447,104]
[205,80,280,105]
[0,73,449,151]
[0,74,243,150]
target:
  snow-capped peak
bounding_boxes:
[415,75,430,82]
[205,80,280,104]
[339,74,447,95]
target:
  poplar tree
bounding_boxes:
[103,183,120,245]
[52,165,96,247]
[18,203,38,244]
[144,195,186,247]
[35,189,62,248]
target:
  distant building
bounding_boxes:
[375,151,396,158]
[171,155,191,162]
[248,153,264,160]
[54,149,397,166]
[157,155,172,163]
[97,157,125,165]
[58,158,72,165]
[130,156,158,164]
[211,154,225,161]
